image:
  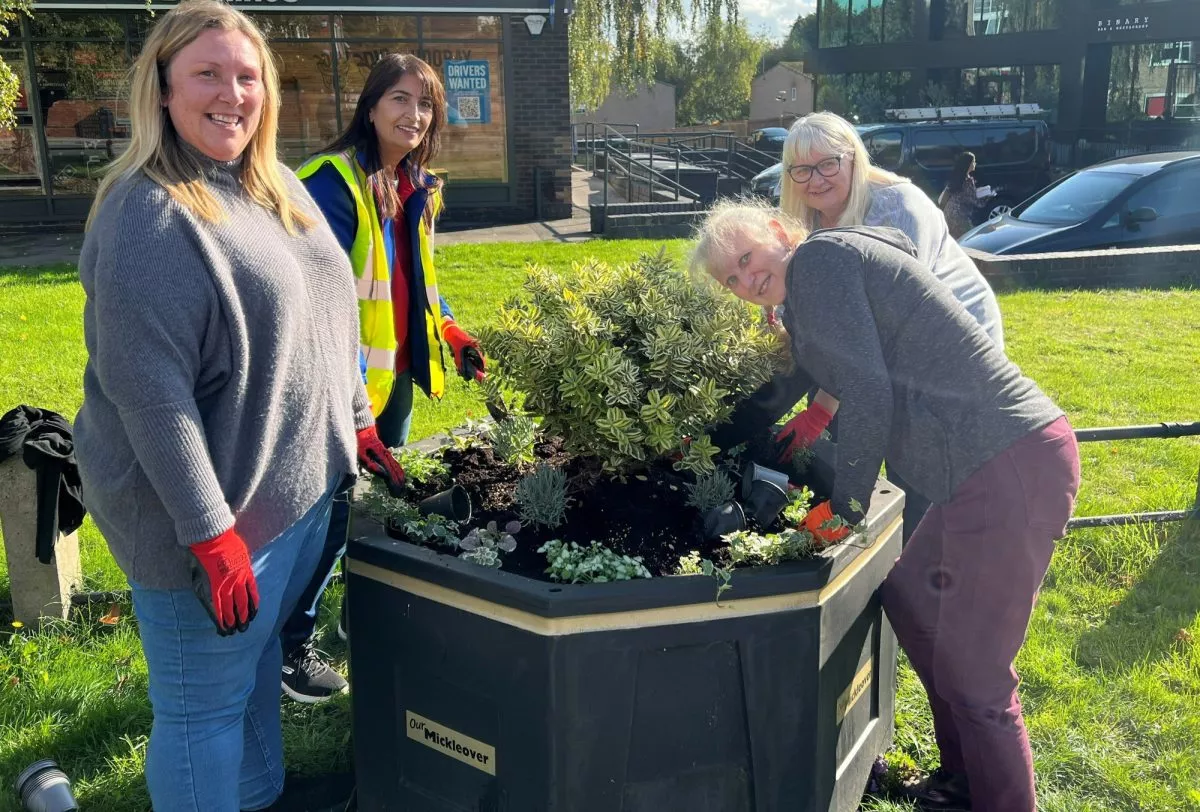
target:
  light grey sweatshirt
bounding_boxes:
[864,181,1005,348]
[781,227,1062,521]
[76,149,373,589]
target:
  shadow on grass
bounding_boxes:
[1076,515,1200,671]
[0,264,78,283]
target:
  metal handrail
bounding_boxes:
[1065,421,1200,530]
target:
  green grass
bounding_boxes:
[1,247,1198,810]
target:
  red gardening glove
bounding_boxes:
[188,528,259,636]
[803,500,851,545]
[442,320,484,381]
[775,402,833,465]
[357,425,406,497]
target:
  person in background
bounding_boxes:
[713,112,1005,541]
[692,200,1080,812]
[74,2,404,809]
[279,53,485,702]
[939,151,991,238]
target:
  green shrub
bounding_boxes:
[479,250,788,474]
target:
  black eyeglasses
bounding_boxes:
[787,155,845,184]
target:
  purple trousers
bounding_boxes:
[881,416,1080,812]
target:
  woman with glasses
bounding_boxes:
[711,112,1006,551]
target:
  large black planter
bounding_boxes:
[345,479,902,812]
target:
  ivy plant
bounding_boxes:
[479,250,788,475]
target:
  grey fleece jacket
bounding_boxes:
[781,227,1062,521]
[76,150,373,589]
[864,182,1005,349]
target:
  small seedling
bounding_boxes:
[394,447,451,487]
[459,520,521,568]
[780,485,814,527]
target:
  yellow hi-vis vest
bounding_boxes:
[297,150,448,415]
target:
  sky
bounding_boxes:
[738,0,816,43]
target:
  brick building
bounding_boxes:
[0,0,574,227]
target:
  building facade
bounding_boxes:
[749,62,816,129]
[572,81,676,132]
[0,0,573,227]
[810,0,1199,143]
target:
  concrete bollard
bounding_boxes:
[0,456,82,627]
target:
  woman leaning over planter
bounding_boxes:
[74,2,403,808]
[279,54,486,701]
[692,200,1080,812]
[714,111,1005,541]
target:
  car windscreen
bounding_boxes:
[1015,170,1140,225]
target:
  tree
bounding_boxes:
[569,0,737,111]
[761,11,818,75]
[0,0,31,129]
[678,19,766,124]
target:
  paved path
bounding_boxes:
[0,167,612,268]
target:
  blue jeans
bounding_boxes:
[130,484,336,812]
[280,372,413,653]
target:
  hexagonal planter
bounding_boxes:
[344,478,901,812]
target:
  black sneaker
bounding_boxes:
[281,642,348,704]
[901,767,972,811]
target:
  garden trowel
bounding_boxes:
[462,348,511,423]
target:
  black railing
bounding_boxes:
[1066,421,1200,531]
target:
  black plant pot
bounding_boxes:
[741,462,792,501]
[419,485,472,522]
[743,479,791,530]
[701,500,747,541]
[346,479,904,812]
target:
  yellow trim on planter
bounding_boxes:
[348,512,900,636]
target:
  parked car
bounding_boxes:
[746,118,1051,220]
[748,162,784,199]
[747,127,789,156]
[959,151,1200,255]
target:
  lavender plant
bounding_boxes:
[513,464,568,528]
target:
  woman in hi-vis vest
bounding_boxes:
[282,53,485,703]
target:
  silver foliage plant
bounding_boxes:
[514,464,568,528]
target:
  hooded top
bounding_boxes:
[780,226,1061,521]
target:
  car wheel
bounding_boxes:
[987,199,1012,220]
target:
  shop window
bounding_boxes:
[848,0,882,45]
[882,0,914,42]
[422,15,501,40]
[246,13,332,41]
[34,39,130,196]
[273,42,338,169]
[0,47,43,196]
[336,14,418,40]
[30,12,123,41]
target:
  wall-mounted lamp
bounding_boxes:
[524,14,547,36]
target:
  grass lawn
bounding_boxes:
[1,241,1198,811]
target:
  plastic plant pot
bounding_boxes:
[743,480,791,530]
[741,462,792,501]
[418,485,472,523]
[15,760,78,812]
[701,500,747,542]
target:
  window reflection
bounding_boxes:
[274,42,338,168]
[34,38,130,195]
[0,46,42,195]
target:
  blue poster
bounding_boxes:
[444,60,491,125]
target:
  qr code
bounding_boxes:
[457,95,482,122]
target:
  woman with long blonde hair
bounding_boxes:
[75,2,403,808]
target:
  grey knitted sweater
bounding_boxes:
[782,227,1062,521]
[76,151,372,589]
